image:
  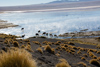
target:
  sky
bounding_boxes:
[0,0,55,6]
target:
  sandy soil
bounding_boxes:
[0,34,100,67]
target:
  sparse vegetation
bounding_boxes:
[89,59,100,66]
[0,49,37,67]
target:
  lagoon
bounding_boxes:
[0,10,100,38]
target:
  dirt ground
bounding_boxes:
[0,34,100,67]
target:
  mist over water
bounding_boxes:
[0,10,100,38]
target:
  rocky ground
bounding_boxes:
[0,34,100,67]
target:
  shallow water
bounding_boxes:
[0,10,100,38]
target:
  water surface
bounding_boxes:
[0,10,100,38]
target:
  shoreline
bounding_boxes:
[0,19,18,29]
[59,31,100,38]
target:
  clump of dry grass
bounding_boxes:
[56,59,71,67]
[68,42,75,45]
[54,42,60,45]
[77,62,87,67]
[57,41,61,44]
[81,57,86,60]
[0,49,37,67]
[33,41,40,45]
[44,45,55,54]
[97,51,100,54]
[13,41,19,47]
[21,45,25,48]
[97,57,100,60]
[37,47,43,54]
[25,45,33,52]
[83,54,88,57]
[4,39,9,44]
[23,39,30,42]
[56,53,60,57]
[96,45,100,49]
[27,42,31,45]
[2,47,9,52]
[89,59,100,66]
[77,50,82,54]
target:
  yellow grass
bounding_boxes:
[0,49,37,67]
[56,59,71,67]
[37,47,43,54]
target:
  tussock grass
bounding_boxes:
[56,53,60,57]
[77,50,82,54]
[44,45,55,54]
[23,39,30,42]
[0,49,37,67]
[89,59,100,66]
[81,57,86,60]
[97,51,100,54]
[21,45,25,48]
[68,42,75,45]
[33,41,40,45]
[13,41,19,47]
[25,45,33,52]
[77,62,87,67]
[83,54,88,57]
[96,45,100,49]
[4,39,9,44]
[37,47,43,54]
[56,59,71,67]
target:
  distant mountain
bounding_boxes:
[0,0,100,12]
[49,0,98,3]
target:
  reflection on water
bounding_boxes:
[0,10,100,38]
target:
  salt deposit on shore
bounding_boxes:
[0,19,18,29]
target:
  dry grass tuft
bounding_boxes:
[96,45,100,49]
[56,53,60,57]
[4,39,9,44]
[0,49,37,67]
[23,39,30,42]
[13,41,20,47]
[97,57,100,60]
[25,45,33,52]
[68,42,75,45]
[83,54,88,57]
[56,59,71,67]
[89,59,100,66]
[37,47,43,54]
[97,51,100,54]
[44,45,55,54]
[21,45,25,48]
[81,57,86,60]
[77,50,82,54]
[33,41,40,45]
[77,62,87,67]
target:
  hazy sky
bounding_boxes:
[0,0,55,6]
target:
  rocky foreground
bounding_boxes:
[0,34,100,67]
